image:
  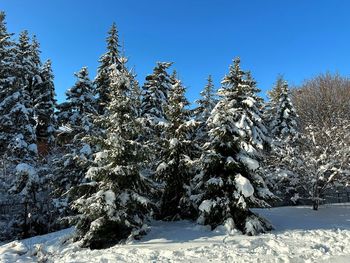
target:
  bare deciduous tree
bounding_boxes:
[292,73,350,133]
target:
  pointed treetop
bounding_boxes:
[220,57,250,96]
[200,75,214,98]
[0,10,5,21]
[0,11,7,33]
[106,22,120,59]
[18,30,30,43]
[0,11,11,38]
[76,66,89,79]
[0,10,14,64]
[30,35,41,67]
[222,57,244,84]
[268,75,286,104]
[17,30,31,55]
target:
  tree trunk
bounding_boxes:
[312,199,319,210]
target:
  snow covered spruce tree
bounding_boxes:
[32,60,57,149]
[191,57,273,235]
[95,23,123,115]
[0,29,46,239]
[71,65,153,249]
[269,78,298,143]
[193,75,218,145]
[141,62,173,170]
[54,67,96,198]
[0,11,16,164]
[57,67,96,132]
[4,30,38,175]
[156,72,197,220]
[263,77,301,205]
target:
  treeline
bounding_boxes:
[0,11,349,249]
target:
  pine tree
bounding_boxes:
[194,75,217,122]
[33,60,57,148]
[270,79,298,143]
[191,58,273,235]
[267,75,284,105]
[193,75,218,145]
[1,30,37,165]
[57,67,96,132]
[95,23,123,114]
[156,72,197,220]
[15,31,38,93]
[0,11,16,156]
[141,62,173,166]
[54,67,96,198]
[264,75,285,133]
[0,29,43,239]
[263,77,301,205]
[72,66,153,249]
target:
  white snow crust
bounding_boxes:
[1,204,350,262]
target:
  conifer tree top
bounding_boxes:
[221,57,249,96]
[102,22,121,67]
[268,75,285,104]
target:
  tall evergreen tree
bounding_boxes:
[95,23,123,114]
[0,11,16,156]
[193,75,218,146]
[54,67,96,199]
[1,30,37,165]
[194,75,217,123]
[33,60,56,147]
[72,66,153,249]
[156,73,196,220]
[264,75,285,131]
[267,75,284,105]
[15,31,39,95]
[0,29,43,239]
[57,67,96,132]
[141,62,173,167]
[264,77,301,205]
[270,79,298,143]
[191,58,273,235]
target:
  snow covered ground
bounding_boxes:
[1,203,350,262]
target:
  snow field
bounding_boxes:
[1,204,350,263]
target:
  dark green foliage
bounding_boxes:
[95,23,123,114]
[72,67,154,248]
[191,58,273,235]
[156,73,197,220]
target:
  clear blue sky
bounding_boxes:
[2,0,350,103]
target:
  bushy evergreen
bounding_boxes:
[54,67,96,205]
[193,75,218,145]
[191,58,273,235]
[72,66,153,249]
[33,60,57,147]
[140,62,174,187]
[156,72,197,220]
[269,79,299,143]
[57,67,96,132]
[264,77,301,205]
[141,62,173,130]
[95,23,123,114]
[0,11,16,156]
